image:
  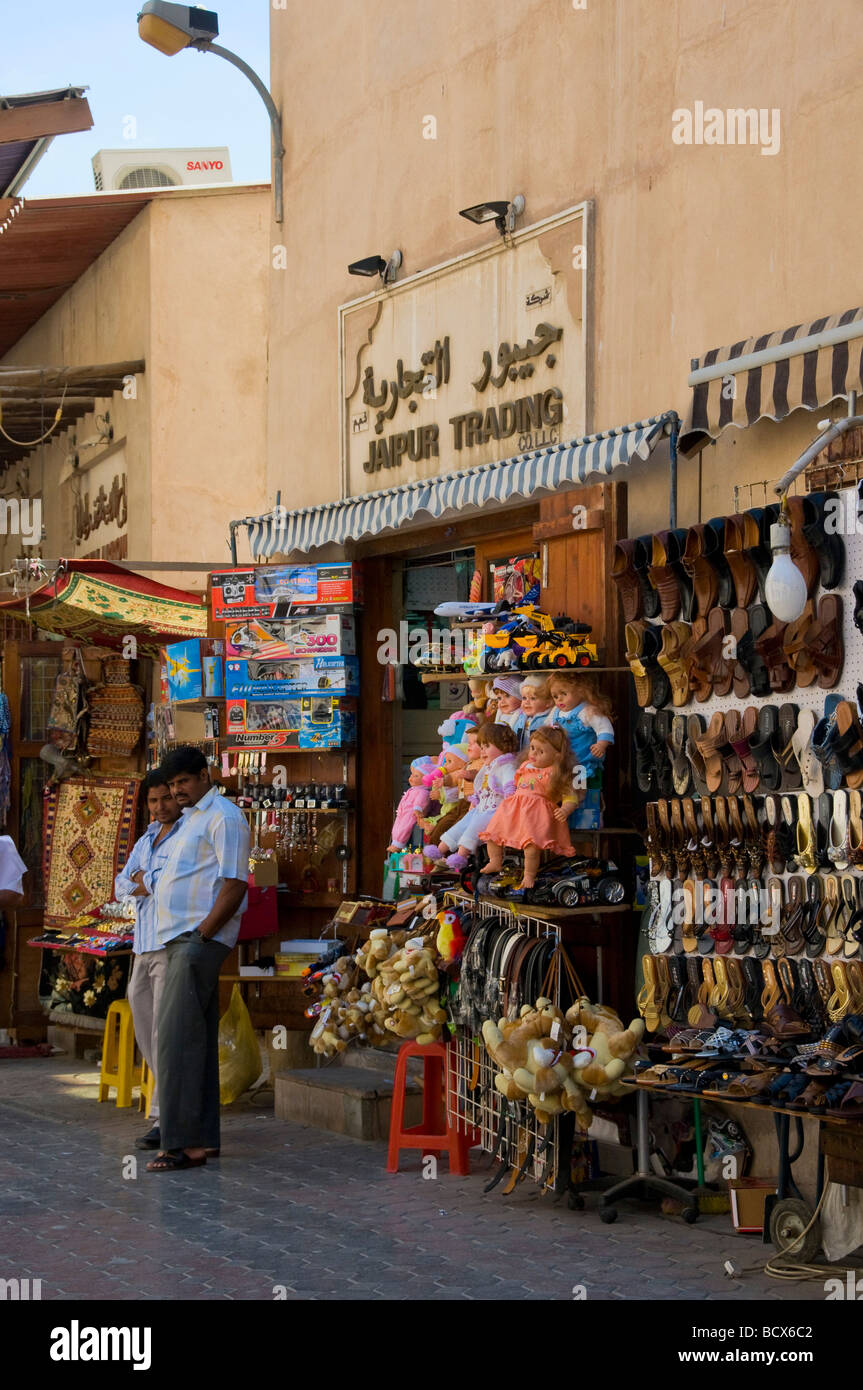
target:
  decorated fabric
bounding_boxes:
[0,560,206,660]
[47,650,90,752]
[86,657,144,757]
[42,776,141,926]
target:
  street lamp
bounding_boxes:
[137,1,285,223]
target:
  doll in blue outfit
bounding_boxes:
[547,672,614,829]
[511,673,554,750]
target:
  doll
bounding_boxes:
[491,675,524,731]
[388,756,435,851]
[512,673,553,749]
[458,724,483,799]
[479,725,578,896]
[547,672,614,830]
[419,743,471,847]
[432,722,520,869]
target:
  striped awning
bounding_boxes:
[680,305,863,455]
[239,415,671,558]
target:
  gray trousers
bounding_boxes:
[157,932,230,1151]
[127,949,167,1118]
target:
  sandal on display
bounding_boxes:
[755,619,795,695]
[802,594,844,690]
[795,794,818,875]
[784,600,817,688]
[774,702,802,791]
[849,790,863,868]
[693,712,727,795]
[725,706,760,795]
[792,708,824,798]
[748,705,781,793]
[780,874,806,956]
[825,1081,863,1118]
[829,789,849,871]
[785,495,822,597]
[669,715,693,796]
[801,491,846,590]
[634,712,656,794]
[833,702,863,790]
[729,608,752,699]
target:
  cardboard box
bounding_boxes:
[163,639,224,701]
[224,655,359,699]
[224,729,299,750]
[239,964,275,978]
[211,563,361,620]
[226,698,303,736]
[298,697,355,749]
[224,614,356,661]
[729,1178,776,1233]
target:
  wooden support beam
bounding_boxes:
[0,359,145,386]
[0,97,93,145]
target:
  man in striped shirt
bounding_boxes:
[145,747,250,1174]
[114,769,183,1150]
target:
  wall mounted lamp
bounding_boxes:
[347,250,403,284]
[459,195,525,236]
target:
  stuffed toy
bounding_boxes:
[435,907,466,963]
[482,994,644,1131]
[309,956,390,1056]
[358,931,446,1044]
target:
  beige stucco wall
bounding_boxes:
[0,186,269,589]
[266,0,863,538]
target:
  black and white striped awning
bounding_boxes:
[680,305,863,455]
[237,415,671,558]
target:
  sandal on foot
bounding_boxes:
[146,1150,207,1172]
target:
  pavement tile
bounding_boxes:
[0,1058,833,1303]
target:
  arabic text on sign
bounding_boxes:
[362,336,451,435]
[472,322,563,394]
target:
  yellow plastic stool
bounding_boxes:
[138,1057,155,1115]
[98,1001,141,1107]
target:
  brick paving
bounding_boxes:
[0,1056,837,1301]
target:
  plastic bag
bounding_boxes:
[218,984,261,1104]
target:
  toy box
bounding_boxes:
[226,699,303,737]
[298,697,356,749]
[225,614,356,661]
[163,639,224,701]
[224,655,359,699]
[211,563,360,620]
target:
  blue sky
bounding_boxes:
[3,0,272,197]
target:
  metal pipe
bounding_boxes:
[192,40,284,224]
[666,411,680,527]
[774,408,863,495]
[689,319,863,386]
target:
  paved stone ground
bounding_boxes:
[0,1057,842,1301]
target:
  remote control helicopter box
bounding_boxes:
[224,655,359,699]
[224,614,356,660]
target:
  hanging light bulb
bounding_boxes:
[764,504,808,623]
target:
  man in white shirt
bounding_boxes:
[0,835,25,980]
[114,770,183,1150]
[145,747,250,1174]
[0,835,26,908]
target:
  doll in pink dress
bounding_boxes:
[479,725,577,896]
[388,757,435,851]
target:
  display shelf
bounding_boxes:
[419,666,628,682]
[444,887,629,920]
[27,940,133,958]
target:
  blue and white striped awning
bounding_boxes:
[239,414,672,558]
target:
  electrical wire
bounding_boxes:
[728,1159,863,1284]
[0,384,68,446]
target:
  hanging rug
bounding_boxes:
[42,776,141,926]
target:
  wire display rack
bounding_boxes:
[443,889,565,1192]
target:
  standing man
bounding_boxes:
[114,770,183,1151]
[146,746,250,1173]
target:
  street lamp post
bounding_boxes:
[137,2,284,223]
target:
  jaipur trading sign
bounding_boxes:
[339,202,590,496]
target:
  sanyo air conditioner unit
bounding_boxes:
[91,148,232,192]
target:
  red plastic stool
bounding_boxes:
[387,1040,477,1174]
